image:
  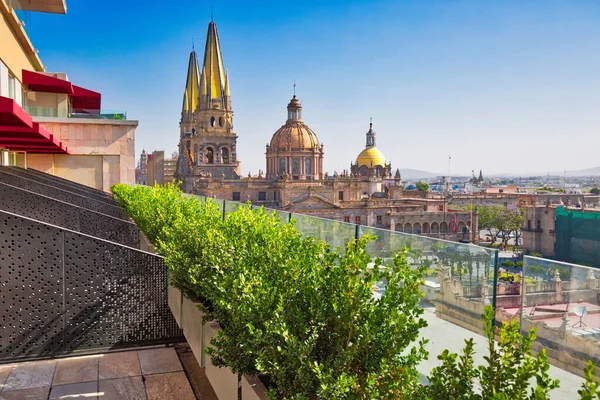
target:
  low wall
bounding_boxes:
[436,271,600,379]
[168,287,269,400]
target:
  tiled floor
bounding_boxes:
[0,346,200,400]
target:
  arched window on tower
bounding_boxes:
[210,117,216,127]
[206,147,214,164]
[221,147,229,164]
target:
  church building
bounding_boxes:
[170,20,477,243]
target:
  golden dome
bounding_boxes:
[269,121,320,151]
[356,147,386,167]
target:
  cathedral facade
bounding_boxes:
[174,20,477,243]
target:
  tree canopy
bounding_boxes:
[416,181,430,192]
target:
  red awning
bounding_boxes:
[0,100,69,154]
[71,85,101,112]
[22,70,74,94]
[0,97,33,128]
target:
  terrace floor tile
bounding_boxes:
[52,356,99,386]
[3,360,55,391]
[48,381,98,400]
[98,351,141,380]
[98,376,146,400]
[138,347,182,375]
[0,387,49,400]
[0,365,12,391]
[145,371,195,400]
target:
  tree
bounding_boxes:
[477,205,523,248]
[591,188,600,195]
[416,181,430,192]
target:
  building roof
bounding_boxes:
[269,121,320,151]
[355,121,386,167]
[356,147,386,168]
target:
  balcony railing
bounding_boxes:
[24,105,128,120]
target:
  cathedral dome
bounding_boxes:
[356,147,386,167]
[268,95,320,151]
[269,122,320,151]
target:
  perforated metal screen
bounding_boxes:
[0,181,139,247]
[0,169,127,220]
[0,210,183,362]
[2,166,117,205]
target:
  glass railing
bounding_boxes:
[24,106,128,120]
[168,191,599,377]
[192,197,499,310]
[515,257,600,369]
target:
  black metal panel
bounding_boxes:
[0,169,127,220]
[63,232,180,351]
[2,166,117,205]
[0,182,139,247]
[0,211,182,362]
[0,213,64,360]
[78,210,139,247]
[6,166,115,199]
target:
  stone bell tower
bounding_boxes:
[176,20,240,184]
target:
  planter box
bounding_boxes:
[168,290,269,399]
[168,285,183,327]
[181,296,204,367]
[242,375,270,400]
[204,320,239,400]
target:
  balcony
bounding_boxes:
[24,105,128,120]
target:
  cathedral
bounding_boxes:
[171,20,477,242]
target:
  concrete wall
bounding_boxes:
[16,117,138,192]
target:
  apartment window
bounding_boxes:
[376,215,382,224]
[338,191,344,201]
[258,191,266,201]
[344,216,350,223]
[355,216,361,224]
[273,191,277,201]
[536,220,541,230]
[527,220,531,230]
[438,204,444,212]
[232,192,240,201]
[8,74,15,100]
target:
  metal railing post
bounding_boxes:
[491,249,499,327]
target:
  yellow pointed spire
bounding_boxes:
[199,21,228,110]
[224,69,230,97]
[200,66,208,96]
[181,50,200,121]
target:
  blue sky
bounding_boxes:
[30,0,600,176]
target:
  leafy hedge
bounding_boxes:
[113,183,600,399]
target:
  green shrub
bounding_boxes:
[113,183,600,399]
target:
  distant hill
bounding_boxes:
[564,166,600,177]
[400,168,440,180]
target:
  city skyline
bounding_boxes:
[30,0,600,175]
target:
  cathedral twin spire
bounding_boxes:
[181,21,230,123]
